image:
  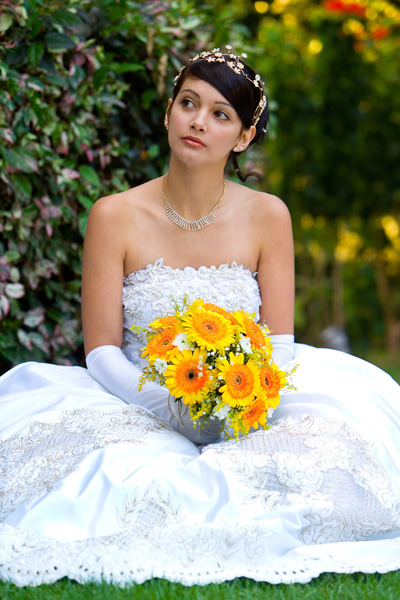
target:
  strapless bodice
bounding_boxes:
[121,258,261,367]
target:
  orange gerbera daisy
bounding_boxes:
[149,315,179,330]
[241,397,268,432]
[259,365,284,406]
[217,353,261,407]
[142,327,178,362]
[164,348,210,404]
[183,309,235,351]
[233,312,271,351]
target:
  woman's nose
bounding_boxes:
[190,112,207,132]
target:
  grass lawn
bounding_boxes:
[1,572,400,600]
[1,358,399,599]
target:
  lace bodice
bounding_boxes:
[121,258,261,367]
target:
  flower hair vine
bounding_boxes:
[174,45,267,127]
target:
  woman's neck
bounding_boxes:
[164,158,227,221]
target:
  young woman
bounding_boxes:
[0,48,399,587]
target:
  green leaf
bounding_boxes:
[181,16,202,31]
[93,66,108,90]
[0,12,13,32]
[78,165,101,187]
[77,195,95,210]
[5,283,25,299]
[27,77,45,92]
[6,46,27,66]
[78,212,89,237]
[7,148,38,173]
[0,333,14,350]
[98,93,126,108]
[23,308,45,328]
[147,144,159,159]
[45,32,76,50]
[111,62,145,75]
[4,250,21,263]
[52,9,82,28]
[47,74,69,87]
[141,89,157,110]
[28,42,45,68]
[13,174,32,198]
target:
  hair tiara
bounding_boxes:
[174,45,267,127]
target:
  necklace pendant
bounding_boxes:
[162,176,225,232]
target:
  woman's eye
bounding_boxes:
[215,110,229,120]
[181,98,195,108]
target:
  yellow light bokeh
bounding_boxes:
[301,214,314,230]
[364,48,379,62]
[335,229,363,263]
[307,240,325,261]
[308,39,323,54]
[283,12,298,26]
[343,19,365,36]
[254,1,269,14]
[365,8,378,20]
[381,215,400,241]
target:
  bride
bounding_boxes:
[1,47,400,587]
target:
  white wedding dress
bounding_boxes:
[1,259,400,587]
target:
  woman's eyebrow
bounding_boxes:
[180,88,200,98]
[179,89,232,108]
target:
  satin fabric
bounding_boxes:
[0,260,400,586]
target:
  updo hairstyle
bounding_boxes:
[172,54,269,182]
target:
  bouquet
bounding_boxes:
[131,298,295,440]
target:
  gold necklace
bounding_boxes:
[162,176,225,231]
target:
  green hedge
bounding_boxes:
[0,0,248,372]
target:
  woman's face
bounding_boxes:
[166,76,254,168]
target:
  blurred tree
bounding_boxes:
[251,0,400,357]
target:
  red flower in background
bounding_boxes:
[370,26,391,39]
[323,0,366,18]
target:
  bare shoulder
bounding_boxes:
[91,179,158,215]
[87,178,160,229]
[251,189,290,220]
[232,182,291,228]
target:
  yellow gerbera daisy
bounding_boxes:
[183,309,235,351]
[259,365,284,406]
[164,348,210,404]
[241,397,268,432]
[189,299,237,326]
[217,353,261,407]
[233,312,271,351]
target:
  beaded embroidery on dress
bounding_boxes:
[1,260,400,587]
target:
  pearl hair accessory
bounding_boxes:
[174,45,267,126]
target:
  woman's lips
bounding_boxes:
[182,136,206,147]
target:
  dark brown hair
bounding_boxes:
[172,54,269,181]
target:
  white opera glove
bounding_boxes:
[86,344,222,444]
[270,334,295,367]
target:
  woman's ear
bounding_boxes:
[234,125,256,153]
[165,98,173,128]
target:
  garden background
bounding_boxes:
[0,0,399,379]
[1,1,400,598]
